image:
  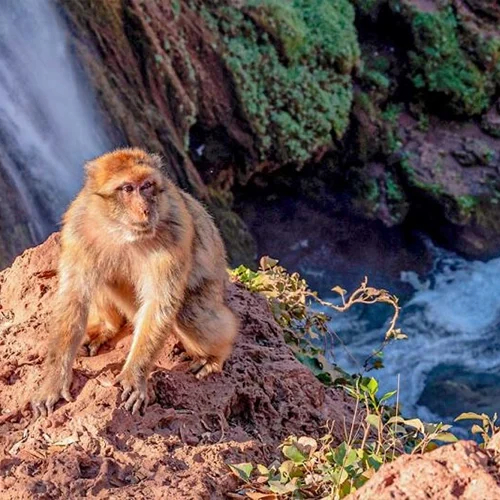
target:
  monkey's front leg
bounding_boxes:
[116,301,171,414]
[31,284,90,417]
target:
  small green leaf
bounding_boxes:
[380,390,397,403]
[366,414,381,429]
[297,437,318,455]
[282,444,306,464]
[228,462,253,482]
[403,418,425,433]
[344,448,359,468]
[268,479,298,494]
[387,416,405,425]
[434,432,458,443]
[366,378,379,396]
[278,460,295,478]
[256,464,270,476]
[471,424,483,434]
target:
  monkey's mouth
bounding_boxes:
[129,222,155,236]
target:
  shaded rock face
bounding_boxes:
[0,0,489,270]
[343,0,500,259]
[0,235,354,498]
[350,440,500,500]
[54,0,360,267]
[398,113,500,259]
[58,0,359,183]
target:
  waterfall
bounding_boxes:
[0,0,109,248]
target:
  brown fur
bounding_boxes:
[31,148,238,416]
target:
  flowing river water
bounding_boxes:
[238,196,500,428]
[327,243,500,424]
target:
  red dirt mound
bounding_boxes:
[0,234,354,499]
[351,439,500,500]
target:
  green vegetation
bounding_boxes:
[231,257,404,383]
[194,0,359,165]
[230,259,500,498]
[405,6,490,116]
[456,195,479,218]
[385,172,404,203]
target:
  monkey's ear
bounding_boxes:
[84,160,96,173]
[84,160,99,183]
[149,153,164,170]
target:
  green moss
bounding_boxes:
[352,0,385,17]
[381,103,403,155]
[456,195,479,217]
[363,69,390,91]
[171,0,181,19]
[406,6,490,116]
[366,178,380,203]
[417,113,429,132]
[194,0,359,165]
[385,172,404,202]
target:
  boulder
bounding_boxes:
[351,439,500,500]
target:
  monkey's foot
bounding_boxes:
[83,331,115,357]
[189,359,222,379]
[83,338,104,357]
[115,370,148,415]
[31,375,73,418]
[177,351,192,362]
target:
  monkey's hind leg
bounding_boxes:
[176,302,239,379]
[84,291,125,356]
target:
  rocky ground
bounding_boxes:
[351,439,500,499]
[0,235,355,499]
[1,236,500,498]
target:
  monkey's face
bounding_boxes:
[111,174,162,239]
[86,150,166,242]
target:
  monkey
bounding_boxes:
[31,148,239,416]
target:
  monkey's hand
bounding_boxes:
[31,372,73,418]
[115,369,148,415]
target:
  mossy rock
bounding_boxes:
[193,0,360,166]
[389,0,496,117]
[206,189,257,267]
[349,164,410,227]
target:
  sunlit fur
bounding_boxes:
[32,148,238,416]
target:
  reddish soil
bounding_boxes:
[351,440,500,499]
[0,234,355,499]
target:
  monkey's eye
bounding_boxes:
[141,181,153,191]
[120,184,134,193]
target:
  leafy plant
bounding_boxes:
[231,256,405,384]
[230,258,497,499]
[229,376,458,499]
[455,412,500,447]
[194,0,359,165]
[229,259,473,498]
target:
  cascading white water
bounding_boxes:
[0,0,109,241]
[326,243,500,423]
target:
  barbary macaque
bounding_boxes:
[31,148,238,416]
